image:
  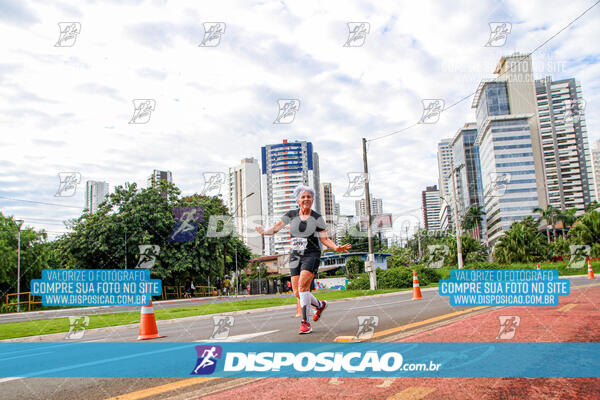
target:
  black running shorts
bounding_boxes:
[289,252,321,277]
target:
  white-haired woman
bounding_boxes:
[255,186,351,334]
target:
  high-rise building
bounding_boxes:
[261,140,321,254]
[319,182,336,240]
[437,138,454,230]
[535,76,596,212]
[451,123,487,237]
[148,170,173,187]
[473,53,544,246]
[422,185,441,231]
[227,158,263,255]
[335,215,355,245]
[85,181,109,213]
[592,140,600,202]
[354,196,383,217]
[437,139,454,200]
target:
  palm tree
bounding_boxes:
[556,208,578,240]
[494,219,545,263]
[462,206,486,241]
[585,201,599,213]
[568,209,600,247]
[533,205,559,243]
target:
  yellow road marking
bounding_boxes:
[371,307,487,339]
[105,377,218,400]
[558,303,577,312]
[334,336,360,342]
[386,386,436,399]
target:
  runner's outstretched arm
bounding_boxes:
[255,220,285,236]
[318,231,351,252]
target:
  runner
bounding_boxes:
[255,185,351,334]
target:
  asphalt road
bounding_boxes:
[0,292,297,324]
[0,275,593,400]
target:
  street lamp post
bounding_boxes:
[235,247,238,297]
[15,220,24,312]
[448,165,465,269]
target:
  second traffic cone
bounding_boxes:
[412,270,423,300]
[537,263,542,280]
[137,300,164,340]
[588,259,595,280]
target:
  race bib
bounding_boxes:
[291,237,308,252]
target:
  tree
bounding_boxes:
[534,205,559,242]
[50,181,251,288]
[345,256,364,278]
[0,213,50,305]
[462,206,485,241]
[339,229,384,253]
[387,245,412,268]
[568,209,600,258]
[493,218,547,264]
[585,201,599,213]
[556,208,578,240]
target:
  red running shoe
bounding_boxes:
[313,300,327,322]
[299,320,312,334]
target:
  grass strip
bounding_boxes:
[0,289,402,340]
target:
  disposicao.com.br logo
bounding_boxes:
[190,347,441,376]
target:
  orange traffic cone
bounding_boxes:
[536,263,542,279]
[137,300,164,340]
[412,270,423,300]
[588,259,595,280]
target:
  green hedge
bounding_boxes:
[347,267,442,290]
[344,260,599,290]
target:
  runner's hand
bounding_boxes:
[255,226,265,235]
[335,243,352,253]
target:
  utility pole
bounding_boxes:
[15,220,24,312]
[362,138,376,289]
[235,247,238,297]
[417,224,422,261]
[449,165,464,269]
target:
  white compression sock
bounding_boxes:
[299,291,311,321]
[308,292,321,308]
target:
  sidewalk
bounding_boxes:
[200,283,600,400]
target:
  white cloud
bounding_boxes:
[0,0,598,240]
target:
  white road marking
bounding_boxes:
[195,330,279,342]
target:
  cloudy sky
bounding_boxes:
[0,0,599,240]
